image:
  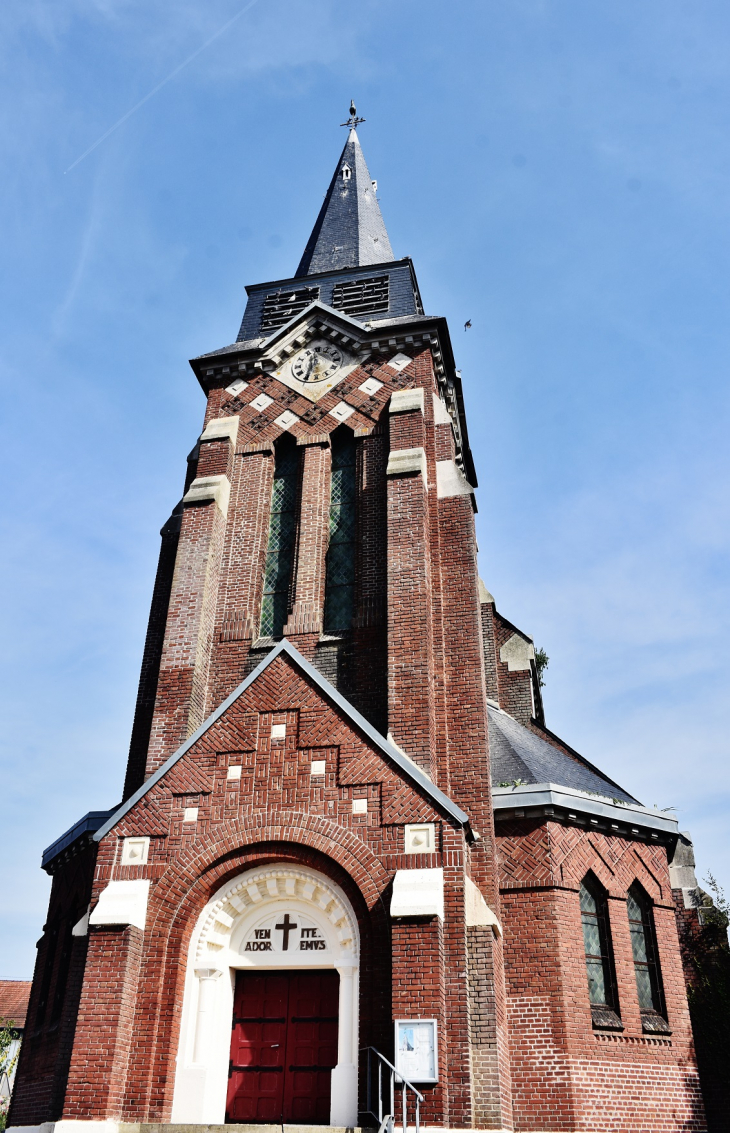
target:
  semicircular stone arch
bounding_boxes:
[172,861,361,1126]
[194,862,359,965]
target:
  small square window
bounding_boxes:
[121,836,150,865]
[183,807,199,824]
[311,760,326,777]
[352,798,368,814]
[227,765,242,780]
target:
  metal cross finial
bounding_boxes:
[341,99,366,128]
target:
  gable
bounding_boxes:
[96,640,469,845]
[192,315,429,449]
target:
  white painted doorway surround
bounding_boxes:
[171,863,360,1125]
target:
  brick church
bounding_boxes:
[9,115,710,1133]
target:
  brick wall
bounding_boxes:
[498,818,706,1131]
[8,841,97,1125]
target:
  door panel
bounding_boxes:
[227,973,287,1121]
[227,969,340,1124]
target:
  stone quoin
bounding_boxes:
[8,118,713,1133]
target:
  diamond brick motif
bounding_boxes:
[274,410,299,430]
[329,401,355,423]
[225,377,248,396]
[250,393,273,412]
[359,376,383,395]
[387,352,412,372]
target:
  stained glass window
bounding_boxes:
[627,883,665,1017]
[323,430,356,633]
[260,439,300,638]
[580,874,618,1013]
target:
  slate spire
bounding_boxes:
[295,129,394,277]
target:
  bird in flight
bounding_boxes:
[464,319,472,331]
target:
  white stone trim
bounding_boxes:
[120,836,149,866]
[404,823,436,854]
[390,388,424,414]
[465,876,502,937]
[88,880,150,931]
[182,474,231,518]
[391,868,444,919]
[499,632,535,671]
[6,1123,123,1133]
[436,459,474,499]
[387,352,412,371]
[433,392,452,425]
[171,863,360,1126]
[71,905,90,937]
[200,415,239,445]
[386,446,428,485]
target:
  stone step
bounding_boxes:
[119,1126,370,1133]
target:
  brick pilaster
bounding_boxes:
[284,439,331,645]
[386,404,435,776]
[391,916,449,1127]
[62,925,143,1120]
[144,434,233,777]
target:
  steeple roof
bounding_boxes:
[295,129,394,277]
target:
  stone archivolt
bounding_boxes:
[194,863,358,965]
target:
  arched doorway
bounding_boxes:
[171,863,360,1125]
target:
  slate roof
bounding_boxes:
[0,981,31,1029]
[487,705,638,804]
[295,129,394,276]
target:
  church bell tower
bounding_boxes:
[10,110,705,1133]
[124,117,486,812]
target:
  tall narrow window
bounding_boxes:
[323,429,356,633]
[260,438,300,638]
[627,883,668,1030]
[579,873,621,1028]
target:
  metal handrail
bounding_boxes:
[360,1046,424,1133]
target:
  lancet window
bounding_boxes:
[627,882,667,1029]
[579,873,620,1026]
[260,437,300,638]
[323,429,357,633]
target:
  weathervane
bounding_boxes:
[341,99,365,128]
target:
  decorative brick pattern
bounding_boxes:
[13,290,706,1133]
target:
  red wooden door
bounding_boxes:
[227,970,339,1124]
[227,973,288,1122]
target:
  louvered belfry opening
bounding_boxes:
[331,275,389,318]
[260,287,320,334]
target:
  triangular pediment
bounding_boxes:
[95,640,469,843]
[259,302,372,403]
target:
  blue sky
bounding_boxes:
[1,0,729,977]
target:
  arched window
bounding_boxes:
[579,873,621,1027]
[260,437,300,638]
[323,429,357,633]
[627,882,668,1030]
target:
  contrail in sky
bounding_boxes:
[64,0,262,174]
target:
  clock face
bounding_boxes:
[291,342,343,384]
